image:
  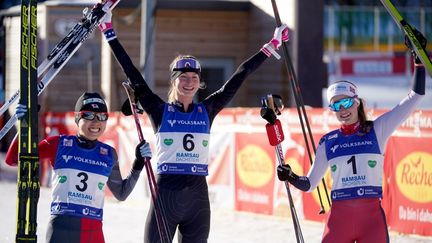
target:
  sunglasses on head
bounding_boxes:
[172,58,201,71]
[77,111,109,121]
[329,97,355,112]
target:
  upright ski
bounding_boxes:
[16,0,39,241]
[0,0,121,140]
[380,0,432,76]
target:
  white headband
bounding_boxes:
[326,81,358,103]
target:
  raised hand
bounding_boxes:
[405,27,427,64]
[97,4,113,32]
[270,24,289,50]
[261,24,289,59]
[15,104,27,120]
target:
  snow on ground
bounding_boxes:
[0,181,430,243]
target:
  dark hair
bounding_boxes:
[74,92,107,124]
[357,98,373,133]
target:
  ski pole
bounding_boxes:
[261,94,304,243]
[122,80,171,243]
[269,0,331,212]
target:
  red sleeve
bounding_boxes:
[5,135,19,166]
[5,135,60,167]
[39,136,60,167]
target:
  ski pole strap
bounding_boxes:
[103,29,117,41]
[261,43,281,59]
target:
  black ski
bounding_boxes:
[16,0,39,241]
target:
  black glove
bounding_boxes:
[277,164,299,183]
[121,98,144,116]
[405,27,427,64]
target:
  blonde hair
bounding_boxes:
[167,54,206,103]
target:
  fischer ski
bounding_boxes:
[380,0,432,76]
[0,0,121,140]
[16,0,39,241]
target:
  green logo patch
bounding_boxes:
[164,139,173,146]
[331,165,337,172]
[202,140,208,147]
[368,160,377,168]
[98,182,105,190]
[59,176,67,183]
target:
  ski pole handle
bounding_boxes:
[122,81,145,142]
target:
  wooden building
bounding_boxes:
[1,0,325,113]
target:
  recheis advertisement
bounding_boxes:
[235,132,275,215]
[42,108,432,236]
[383,137,432,236]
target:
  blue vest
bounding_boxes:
[324,128,384,201]
[156,103,211,175]
[50,135,114,220]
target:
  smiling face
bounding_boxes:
[77,116,107,141]
[175,71,201,101]
[330,95,359,125]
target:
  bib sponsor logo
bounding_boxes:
[332,192,337,200]
[82,208,89,215]
[330,141,373,153]
[98,182,105,190]
[328,133,338,140]
[51,204,60,213]
[357,187,365,196]
[62,155,73,163]
[330,145,339,153]
[396,152,432,203]
[167,120,176,127]
[64,156,108,167]
[167,119,207,127]
[331,164,337,172]
[164,138,173,146]
[167,105,175,112]
[63,139,73,147]
[368,160,377,168]
[100,147,108,155]
[202,140,208,147]
[58,175,67,183]
[161,164,168,172]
